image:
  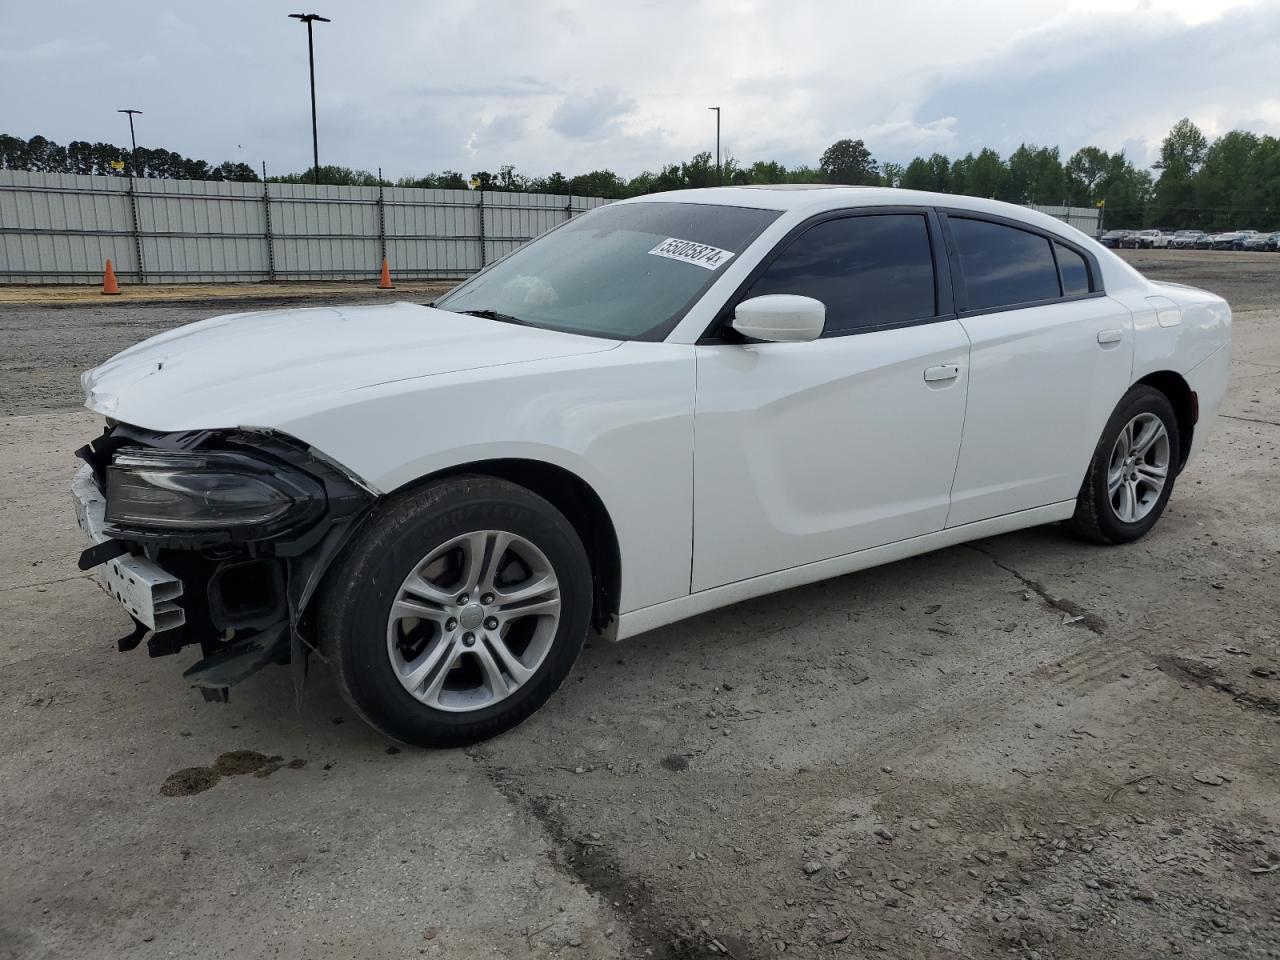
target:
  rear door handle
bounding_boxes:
[923,364,960,382]
[1097,329,1123,345]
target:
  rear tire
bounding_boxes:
[1068,385,1181,545]
[318,475,593,747]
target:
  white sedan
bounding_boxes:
[73,186,1232,746]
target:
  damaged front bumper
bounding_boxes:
[74,466,187,632]
[72,423,376,701]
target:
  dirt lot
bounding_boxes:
[1,249,1277,960]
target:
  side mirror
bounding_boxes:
[731,295,825,343]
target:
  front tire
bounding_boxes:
[1069,385,1180,545]
[318,475,593,747]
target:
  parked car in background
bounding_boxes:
[1100,229,1129,248]
[1267,232,1280,252]
[1211,232,1249,250]
[1133,229,1165,249]
[69,187,1235,746]
[1169,230,1206,249]
[1193,233,1215,249]
[1241,233,1273,251]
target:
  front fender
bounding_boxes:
[275,343,698,614]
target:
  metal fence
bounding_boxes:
[0,170,608,283]
[1029,204,1100,235]
[0,170,1101,284]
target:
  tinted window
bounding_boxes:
[1055,242,1091,296]
[950,217,1061,310]
[745,214,935,335]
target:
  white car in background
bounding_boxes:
[73,186,1233,746]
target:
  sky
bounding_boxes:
[2,0,1279,180]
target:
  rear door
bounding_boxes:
[691,209,970,591]
[942,213,1134,527]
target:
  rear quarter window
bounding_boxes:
[1054,242,1092,297]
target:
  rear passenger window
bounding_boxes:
[1055,242,1091,296]
[746,214,936,335]
[950,217,1061,310]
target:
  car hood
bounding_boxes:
[83,301,621,432]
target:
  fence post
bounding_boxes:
[126,176,146,284]
[478,189,486,268]
[565,190,573,224]
[377,167,387,273]
[262,162,276,282]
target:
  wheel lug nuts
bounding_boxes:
[480,593,494,605]
[457,593,469,605]
[462,632,475,647]
[484,616,498,630]
[445,618,458,631]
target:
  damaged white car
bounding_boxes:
[73,186,1232,746]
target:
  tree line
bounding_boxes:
[3,119,1276,231]
[0,134,259,183]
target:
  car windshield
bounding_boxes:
[434,201,781,341]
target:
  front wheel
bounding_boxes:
[1068,385,1181,545]
[318,475,593,747]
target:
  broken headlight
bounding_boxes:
[104,449,325,538]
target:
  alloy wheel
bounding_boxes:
[1107,412,1171,524]
[386,530,562,712]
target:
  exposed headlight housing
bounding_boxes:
[104,449,325,540]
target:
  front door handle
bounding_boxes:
[1097,329,1123,345]
[923,364,960,382]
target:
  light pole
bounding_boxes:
[289,13,330,185]
[117,108,141,176]
[707,106,721,183]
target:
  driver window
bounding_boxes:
[745,214,937,336]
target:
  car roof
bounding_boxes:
[624,184,1009,214]
[621,185,1096,243]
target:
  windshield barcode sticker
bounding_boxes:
[648,237,735,271]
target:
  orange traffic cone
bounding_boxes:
[101,259,121,295]
[378,257,393,290]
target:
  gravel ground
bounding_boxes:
[1,249,1277,959]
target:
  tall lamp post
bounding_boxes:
[289,12,330,185]
[707,106,721,183]
[117,108,142,176]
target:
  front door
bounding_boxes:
[691,210,970,592]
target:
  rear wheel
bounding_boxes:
[318,475,592,747]
[1069,385,1180,545]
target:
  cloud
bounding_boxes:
[409,76,560,99]
[862,118,959,156]
[1,0,1277,180]
[466,113,528,154]
[549,89,637,141]
[0,37,106,63]
[910,3,1280,164]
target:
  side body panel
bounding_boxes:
[691,321,970,591]
[1120,282,1233,466]
[1184,344,1232,463]
[946,297,1135,527]
[1119,282,1232,383]
[618,501,1075,640]
[275,342,697,615]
